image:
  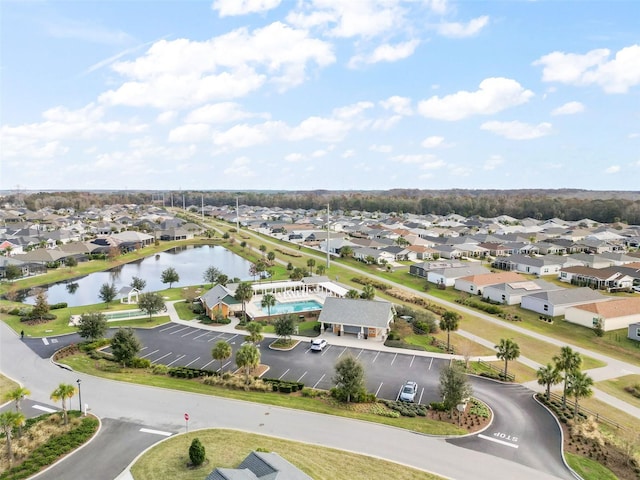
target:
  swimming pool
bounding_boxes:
[258,300,323,315]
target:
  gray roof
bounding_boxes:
[524,287,608,305]
[483,279,562,295]
[318,297,393,328]
[207,452,311,480]
[200,284,235,306]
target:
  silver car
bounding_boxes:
[399,381,418,402]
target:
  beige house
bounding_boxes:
[564,297,640,332]
[455,271,527,295]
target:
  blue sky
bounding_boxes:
[1,0,639,192]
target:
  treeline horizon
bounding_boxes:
[7,189,640,225]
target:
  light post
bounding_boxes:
[76,379,82,415]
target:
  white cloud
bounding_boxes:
[449,165,472,176]
[370,144,392,153]
[427,0,449,15]
[483,154,504,170]
[481,121,553,140]
[156,111,177,124]
[605,165,620,174]
[168,124,211,143]
[285,153,304,162]
[185,102,267,124]
[312,149,328,157]
[288,116,348,142]
[436,16,489,38]
[349,40,419,68]
[342,149,356,158]
[223,156,256,176]
[421,136,449,148]
[533,44,640,93]
[287,0,406,39]
[213,123,275,148]
[333,101,375,119]
[418,78,533,121]
[100,22,335,108]
[212,0,281,17]
[380,96,412,116]
[551,101,585,116]
[629,133,640,139]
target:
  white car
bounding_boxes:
[310,338,328,352]
[399,381,418,402]
[632,286,640,293]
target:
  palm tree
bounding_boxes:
[495,338,520,380]
[345,289,360,299]
[536,363,561,400]
[0,410,25,468]
[211,341,232,373]
[440,311,461,353]
[235,344,260,384]
[553,346,582,408]
[234,282,253,324]
[245,321,264,345]
[5,386,30,438]
[50,383,76,425]
[261,293,276,320]
[567,370,594,418]
[360,284,375,300]
[306,258,316,275]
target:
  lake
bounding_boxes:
[19,245,253,307]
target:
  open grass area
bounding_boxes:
[131,429,445,480]
[565,452,618,480]
[467,359,538,383]
[61,353,466,436]
[577,396,640,433]
[596,375,640,410]
[0,373,20,401]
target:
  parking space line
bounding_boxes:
[216,361,231,372]
[313,374,325,389]
[184,357,200,367]
[372,352,380,363]
[140,428,172,437]
[33,405,56,413]
[166,354,186,366]
[418,388,424,404]
[160,325,180,332]
[140,349,159,359]
[409,355,415,368]
[338,347,347,358]
[201,359,215,370]
[278,369,290,380]
[169,326,190,335]
[42,338,49,345]
[208,333,226,342]
[150,352,172,363]
[140,346,147,352]
[395,385,403,402]
[356,349,364,359]
[390,353,397,365]
[194,332,210,340]
[181,329,198,338]
[297,372,307,382]
[320,345,332,356]
[428,358,434,370]
[304,347,312,354]
[375,382,383,397]
[228,334,238,343]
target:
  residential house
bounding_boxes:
[455,271,526,295]
[206,451,312,480]
[559,266,634,291]
[629,322,640,342]
[520,287,610,317]
[427,264,491,287]
[565,297,640,332]
[482,279,563,305]
[199,284,240,320]
[492,254,572,276]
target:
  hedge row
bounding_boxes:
[380,399,429,417]
[168,366,215,378]
[0,414,99,480]
[455,298,504,315]
[351,277,390,291]
[263,378,305,393]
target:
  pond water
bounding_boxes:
[19,245,252,307]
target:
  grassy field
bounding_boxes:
[467,359,538,383]
[60,353,466,436]
[565,452,618,480]
[131,429,445,480]
[596,375,640,410]
[0,373,20,401]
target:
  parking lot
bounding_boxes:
[132,324,449,404]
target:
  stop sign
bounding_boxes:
[184,413,189,421]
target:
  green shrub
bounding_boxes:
[189,438,206,467]
[130,357,151,369]
[430,401,447,411]
[50,302,68,310]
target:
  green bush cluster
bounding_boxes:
[19,313,57,323]
[624,384,640,399]
[351,277,390,291]
[537,395,587,423]
[79,338,110,352]
[469,399,490,418]
[429,401,447,412]
[168,366,214,378]
[263,378,305,393]
[455,298,503,315]
[368,403,401,418]
[0,414,99,480]
[300,388,324,398]
[380,399,428,417]
[129,357,151,369]
[87,350,111,361]
[151,364,169,375]
[49,302,68,310]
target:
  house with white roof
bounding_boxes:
[520,287,610,317]
[483,279,563,305]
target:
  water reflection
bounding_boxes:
[18,245,252,307]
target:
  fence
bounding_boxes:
[475,359,515,382]
[547,392,626,431]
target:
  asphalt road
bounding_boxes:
[17,323,573,479]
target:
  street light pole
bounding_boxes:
[76,379,82,415]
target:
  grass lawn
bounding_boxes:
[60,354,466,436]
[577,396,640,433]
[0,373,20,401]
[596,375,640,410]
[466,359,538,383]
[565,452,618,480]
[131,429,445,480]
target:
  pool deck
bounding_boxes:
[245,292,326,319]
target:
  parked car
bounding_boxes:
[310,338,328,352]
[632,286,640,293]
[399,381,418,402]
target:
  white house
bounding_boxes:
[520,287,610,317]
[454,271,526,296]
[565,297,640,332]
[427,265,490,287]
[483,279,563,305]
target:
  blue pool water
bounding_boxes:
[258,300,323,315]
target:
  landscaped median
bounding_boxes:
[130,429,446,480]
[57,350,489,436]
